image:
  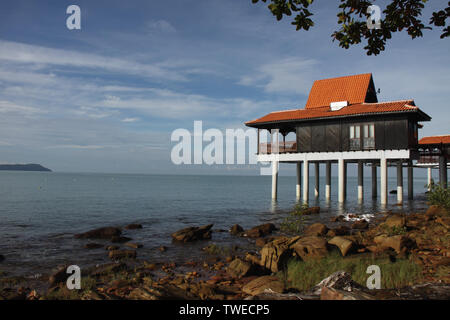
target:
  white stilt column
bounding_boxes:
[408,160,414,199]
[296,162,301,199]
[303,160,309,203]
[343,160,347,200]
[338,158,345,203]
[427,167,432,191]
[314,162,320,198]
[271,161,278,200]
[357,161,364,202]
[397,160,403,204]
[325,161,331,201]
[372,163,377,199]
[380,157,388,205]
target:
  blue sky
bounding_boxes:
[0,0,448,174]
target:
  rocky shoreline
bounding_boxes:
[0,205,449,300]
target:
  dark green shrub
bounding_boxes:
[427,183,450,212]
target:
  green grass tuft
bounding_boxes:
[278,250,422,291]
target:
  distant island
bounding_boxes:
[0,164,52,172]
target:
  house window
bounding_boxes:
[363,124,375,149]
[350,125,361,150]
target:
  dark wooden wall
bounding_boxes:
[296,115,415,153]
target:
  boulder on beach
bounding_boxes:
[351,219,369,230]
[125,242,143,249]
[304,223,328,237]
[171,224,213,242]
[330,215,345,222]
[426,205,446,217]
[242,276,284,296]
[374,235,415,254]
[108,249,137,260]
[84,243,104,250]
[292,236,328,261]
[381,215,406,229]
[244,223,276,238]
[88,263,127,277]
[124,224,143,230]
[303,206,320,215]
[226,258,256,278]
[229,224,244,235]
[328,236,354,256]
[74,227,122,239]
[327,225,350,237]
[260,236,301,272]
[111,236,132,243]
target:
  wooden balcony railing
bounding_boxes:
[417,155,440,164]
[259,141,297,154]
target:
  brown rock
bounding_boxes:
[127,287,159,300]
[328,236,353,256]
[111,236,132,243]
[260,236,301,272]
[255,238,268,247]
[124,224,143,230]
[245,253,261,265]
[426,205,445,217]
[333,225,350,236]
[245,223,276,238]
[84,243,103,249]
[374,235,415,254]
[158,245,167,252]
[330,215,345,222]
[303,206,320,215]
[89,263,127,276]
[351,220,369,229]
[105,245,119,251]
[226,258,255,278]
[74,227,121,239]
[242,276,284,296]
[171,224,213,242]
[125,242,143,249]
[292,236,328,261]
[304,223,329,237]
[108,249,137,260]
[436,216,450,230]
[382,215,406,229]
[230,224,244,235]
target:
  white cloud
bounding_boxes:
[46,145,106,150]
[238,57,319,95]
[0,40,186,81]
[0,100,44,115]
[146,19,177,34]
[122,117,140,122]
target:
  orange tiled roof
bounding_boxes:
[305,73,373,109]
[419,135,450,145]
[246,100,419,125]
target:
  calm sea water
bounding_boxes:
[0,171,430,277]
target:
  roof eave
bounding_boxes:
[244,109,430,128]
